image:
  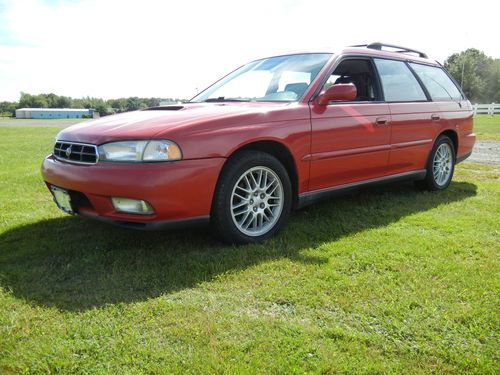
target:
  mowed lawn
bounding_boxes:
[0,118,499,373]
[0,117,91,127]
[474,115,500,141]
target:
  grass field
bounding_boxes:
[474,115,500,141]
[0,117,91,127]
[0,120,499,373]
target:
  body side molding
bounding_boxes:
[297,170,427,208]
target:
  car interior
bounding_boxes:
[326,59,380,101]
[283,82,309,97]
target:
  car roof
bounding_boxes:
[261,43,440,67]
[339,46,440,66]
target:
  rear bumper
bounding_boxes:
[41,155,225,227]
[457,132,476,163]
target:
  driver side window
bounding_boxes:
[324,59,380,102]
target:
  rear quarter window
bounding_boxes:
[374,59,427,102]
[409,63,463,101]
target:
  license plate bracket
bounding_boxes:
[50,186,74,214]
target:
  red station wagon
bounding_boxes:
[42,43,476,244]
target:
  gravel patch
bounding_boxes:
[466,141,500,165]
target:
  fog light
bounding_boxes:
[111,197,154,215]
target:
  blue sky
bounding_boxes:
[0,0,498,101]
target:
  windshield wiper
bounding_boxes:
[203,97,252,102]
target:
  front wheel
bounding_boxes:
[211,151,292,244]
[415,135,455,191]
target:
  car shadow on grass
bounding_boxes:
[0,181,477,311]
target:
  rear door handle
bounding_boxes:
[375,117,388,125]
[431,114,440,121]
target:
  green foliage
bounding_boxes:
[8,93,177,117]
[445,49,500,103]
[0,101,17,116]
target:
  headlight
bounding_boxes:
[98,140,182,162]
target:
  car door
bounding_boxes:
[373,58,439,175]
[308,58,391,191]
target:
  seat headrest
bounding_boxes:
[284,82,309,97]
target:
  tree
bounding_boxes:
[0,101,16,116]
[19,92,48,108]
[444,49,497,103]
[9,92,187,117]
[485,59,500,103]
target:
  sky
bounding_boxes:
[0,0,498,102]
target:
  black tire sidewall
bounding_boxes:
[212,151,292,244]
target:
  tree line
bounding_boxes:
[1,48,498,117]
[0,94,185,117]
[444,49,500,104]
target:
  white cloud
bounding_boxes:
[0,0,498,101]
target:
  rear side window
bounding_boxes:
[409,63,463,101]
[374,59,427,102]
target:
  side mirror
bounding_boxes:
[317,83,357,105]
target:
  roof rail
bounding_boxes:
[351,42,428,59]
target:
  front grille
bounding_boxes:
[54,141,98,164]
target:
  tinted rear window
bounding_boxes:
[409,63,463,101]
[374,59,427,102]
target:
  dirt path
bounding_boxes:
[466,141,500,165]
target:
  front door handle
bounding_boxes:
[431,114,440,121]
[375,117,388,125]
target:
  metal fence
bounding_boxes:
[472,103,500,116]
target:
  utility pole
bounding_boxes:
[461,58,465,88]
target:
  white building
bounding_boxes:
[15,108,97,119]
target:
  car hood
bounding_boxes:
[56,102,294,145]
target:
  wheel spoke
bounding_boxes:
[251,214,258,229]
[232,200,248,210]
[267,183,279,196]
[236,185,251,194]
[261,170,267,189]
[249,172,258,190]
[265,178,275,190]
[233,192,247,200]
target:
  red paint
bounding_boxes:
[318,83,357,104]
[41,47,475,226]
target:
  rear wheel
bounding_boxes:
[211,151,292,244]
[415,135,455,191]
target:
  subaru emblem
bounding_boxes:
[65,146,72,157]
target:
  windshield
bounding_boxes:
[191,53,332,103]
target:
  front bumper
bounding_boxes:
[41,155,225,228]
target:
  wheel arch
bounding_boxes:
[215,140,299,208]
[438,129,459,156]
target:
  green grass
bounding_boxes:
[0,117,90,127]
[0,127,499,374]
[474,115,500,141]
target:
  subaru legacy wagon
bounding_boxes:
[42,43,475,244]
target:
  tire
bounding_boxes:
[415,135,455,191]
[211,150,292,244]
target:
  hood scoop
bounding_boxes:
[144,105,184,111]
